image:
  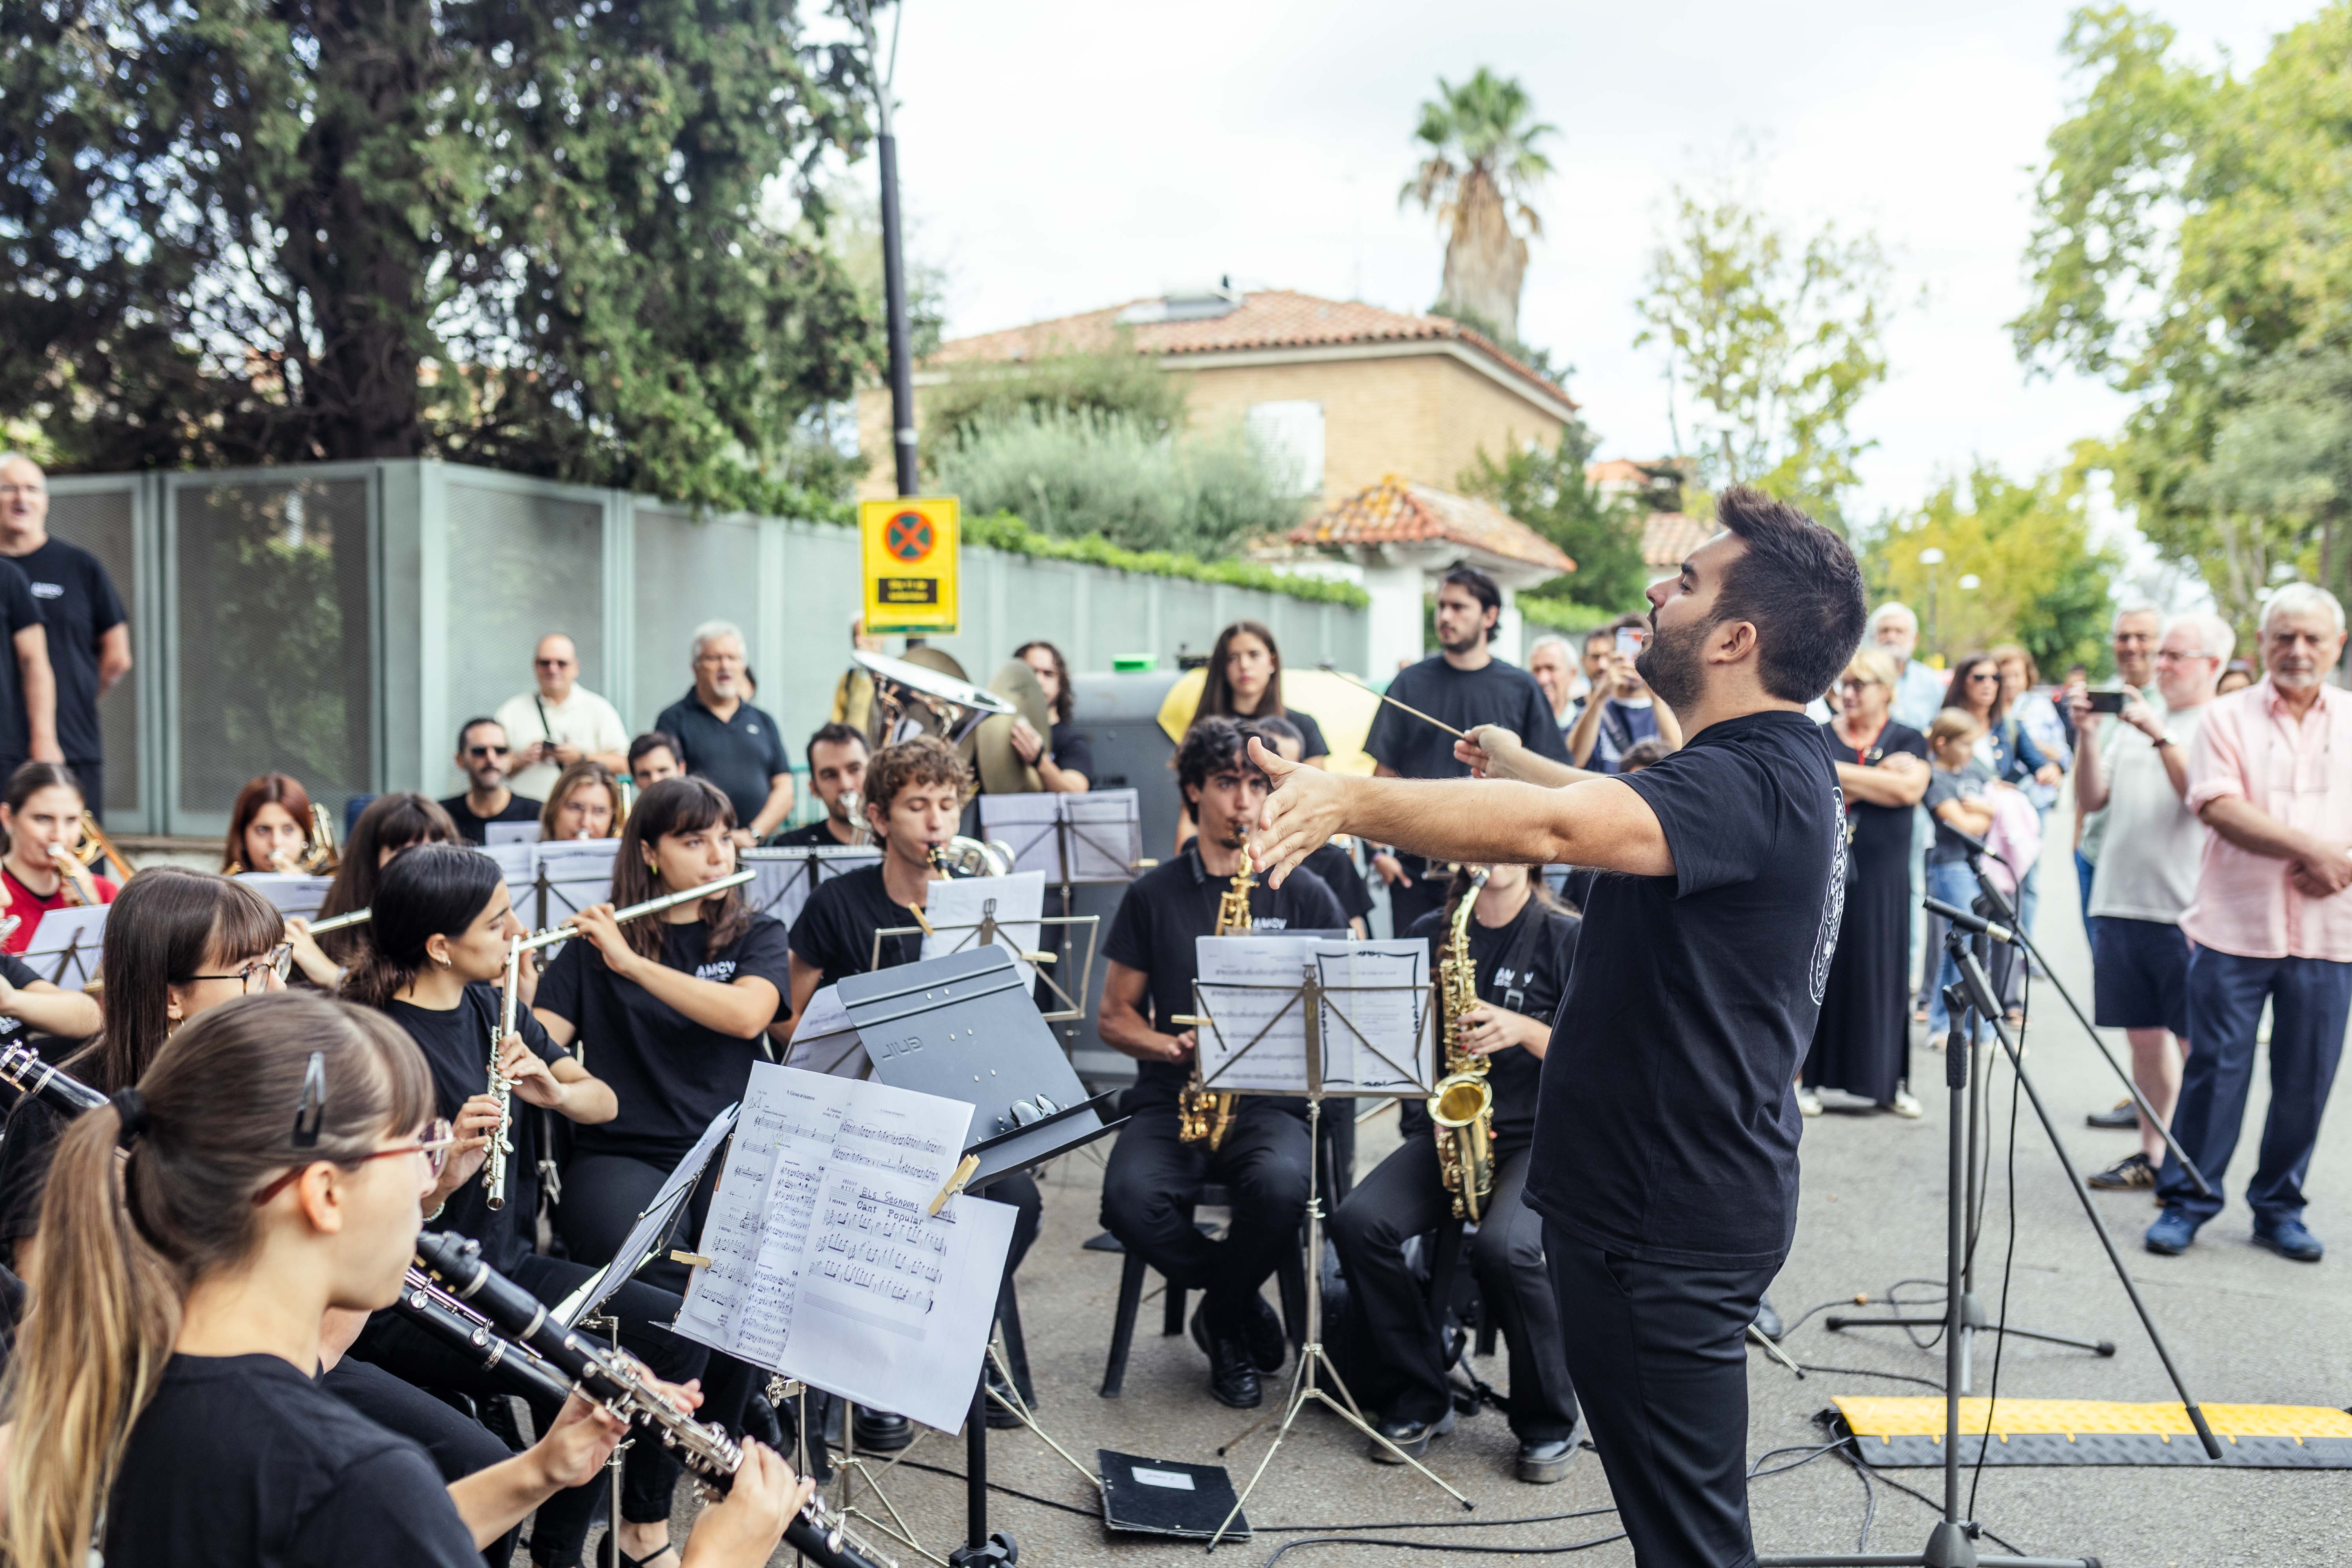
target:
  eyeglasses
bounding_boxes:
[251,1118,456,1206]
[193,946,293,994]
[534,658,574,669]
[466,744,510,758]
[1966,670,2000,683]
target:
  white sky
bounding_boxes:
[855,0,2310,570]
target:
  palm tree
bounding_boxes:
[1401,69,1557,345]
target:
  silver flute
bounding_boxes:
[305,906,372,936]
[482,867,757,1209]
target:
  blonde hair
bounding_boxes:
[1927,707,1980,748]
[1842,649,1901,691]
[537,759,624,840]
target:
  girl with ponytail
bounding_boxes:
[343,846,715,1568]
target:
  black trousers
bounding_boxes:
[1328,1139,1577,1441]
[1543,1222,1779,1568]
[321,1354,522,1568]
[353,1254,702,1567]
[1100,1095,1309,1316]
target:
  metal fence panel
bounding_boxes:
[171,472,375,832]
[632,503,760,730]
[43,477,144,824]
[444,475,605,762]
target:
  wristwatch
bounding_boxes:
[2153,733,2180,750]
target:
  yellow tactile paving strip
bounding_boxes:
[1837,1396,2352,1441]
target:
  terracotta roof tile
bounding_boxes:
[931,290,1572,407]
[1640,511,1711,570]
[1289,474,1573,575]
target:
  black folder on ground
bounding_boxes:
[838,946,1123,1185]
[1097,1449,1250,1539]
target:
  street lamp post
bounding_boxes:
[1918,546,1946,655]
[849,0,918,499]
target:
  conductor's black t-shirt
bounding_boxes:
[1404,897,1579,1152]
[105,1352,481,1567]
[436,791,541,846]
[1363,657,1571,782]
[387,982,572,1272]
[1100,845,1348,1104]
[7,537,126,764]
[1524,710,1842,1269]
[536,914,791,1161]
[790,863,926,978]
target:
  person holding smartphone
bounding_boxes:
[1567,614,1686,773]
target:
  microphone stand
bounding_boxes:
[1759,926,2221,1568]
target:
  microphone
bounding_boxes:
[1924,897,2021,946]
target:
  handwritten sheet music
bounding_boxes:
[1191,938,1432,1095]
[921,871,1047,990]
[1314,941,1431,1093]
[677,1064,1014,1432]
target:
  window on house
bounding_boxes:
[1245,401,1325,498]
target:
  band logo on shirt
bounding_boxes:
[1250,917,1289,931]
[1808,786,1848,1005]
[695,960,739,983]
[27,583,60,600]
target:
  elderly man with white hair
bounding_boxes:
[1523,633,1584,739]
[494,631,630,800]
[2147,584,2352,1263]
[653,620,794,841]
[2068,611,2231,1192]
[1867,602,1949,731]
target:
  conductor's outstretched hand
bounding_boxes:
[1248,735,1348,888]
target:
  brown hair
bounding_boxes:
[314,794,461,964]
[1988,643,2040,687]
[537,760,625,841]
[610,777,751,960]
[220,773,314,873]
[864,735,968,820]
[1011,640,1075,724]
[1940,652,2008,726]
[1,993,433,1568]
[1195,621,1289,724]
[67,868,286,1094]
[2,762,82,862]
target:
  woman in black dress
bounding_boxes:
[1802,649,1931,1116]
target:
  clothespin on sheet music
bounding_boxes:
[929,1152,981,1216]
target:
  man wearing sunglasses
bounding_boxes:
[436,718,543,846]
[496,632,631,801]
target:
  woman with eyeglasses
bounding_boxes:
[537,759,624,842]
[0,991,804,1568]
[340,845,712,1568]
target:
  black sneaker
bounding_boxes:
[2086,1099,2139,1130]
[1237,1290,1287,1373]
[851,1406,913,1452]
[1191,1301,1261,1408]
[2088,1152,2156,1191]
[1515,1432,1579,1484]
[1751,1292,1786,1342]
[1367,1408,1454,1463]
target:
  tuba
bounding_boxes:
[927,836,1015,878]
[853,650,1015,805]
[1176,849,1254,1149]
[1428,868,1495,1221]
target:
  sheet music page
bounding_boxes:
[483,820,539,847]
[1191,936,1317,1093]
[235,872,334,920]
[1314,941,1432,1093]
[976,793,1064,881]
[1064,789,1142,882]
[779,984,869,1077]
[922,871,1047,990]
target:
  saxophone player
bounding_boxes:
[1097,719,1347,1409]
[1328,862,1584,1480]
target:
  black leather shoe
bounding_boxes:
[741,1392,789,1459]
[1191,1301,1262,1408]
[851,1407,914,1452]
[1238,1290,1287,1372]
[1515,1435,1578,1483]
[2086,1099,2139,1130]
[1367,1409,1454,1463]
[1752,1292,1786,1342]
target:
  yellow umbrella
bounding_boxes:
[1154,667,1382,777]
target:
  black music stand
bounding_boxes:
[840,947,1127,1568]
[1181,946,1468,1549]
[870,899,1102,1025]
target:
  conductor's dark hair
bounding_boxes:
[805,721,869,769]
[342,844,504,1012]
[1439,566,1503,643]
[454,715,504,754]
[1710,486,1868,704]
[1175,717,1269,823]
[627,730,680,769]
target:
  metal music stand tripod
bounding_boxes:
[1759,921,2221,1568]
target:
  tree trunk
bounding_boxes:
[1438,176,1529,343]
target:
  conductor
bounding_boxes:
[1250,488,1866,1567]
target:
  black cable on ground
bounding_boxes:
[1789,1363,1945,1391]
[1256,1530,1630,1564]
[1257,1506,1618,1533]
[1969,969,2030,1524]
[880,1457,1102,1519]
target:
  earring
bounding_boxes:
[434,952,451,969]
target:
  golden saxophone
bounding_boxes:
[1176,849,1254,1149]
[1428,868,1495,1221]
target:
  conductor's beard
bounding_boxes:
[1635,616,1706,714]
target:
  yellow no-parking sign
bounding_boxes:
[860,496,960,635]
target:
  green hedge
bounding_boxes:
[958,511,1369,607]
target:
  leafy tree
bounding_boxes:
[931,408,1303,559]
[0,0,879,509]
[1862,459,2121,675]
[919,337,1187,451]
[1633,170,1895,527]
[2014,5,2352,628]
[1402,68,1557,344]
[1459,420,1648,612]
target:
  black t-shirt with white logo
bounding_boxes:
[6,537,126,764]
[386,982,571,1272]
[1100,845,1347,1104]
[536,914,791,1162]
[106,1353,479,1567]
[1524,710,1841,1269]
[1403,897,1579,1153]
[789,863,925,978]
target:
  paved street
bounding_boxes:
[658,809,2351,1566]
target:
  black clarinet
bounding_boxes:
[0,1039,106,1116]
[416,1231,897,1568]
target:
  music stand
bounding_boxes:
[1180,944,1470,1549]
[24,906,107,989]
[869,898,1102,1027]
[741,845,885,930]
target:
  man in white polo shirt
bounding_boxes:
[495,632,630,800]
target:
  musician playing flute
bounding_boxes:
[1361,567,1570,935]
[1249,492,1865,1568]
[1327,862,1583,1480]
[341,844,719,1568]
[1095,718,1345,1410]
[782,734,1041,1445]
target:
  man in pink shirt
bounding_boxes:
[2151,583,2352,1263]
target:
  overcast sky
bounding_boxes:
[855,0,2311,567]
